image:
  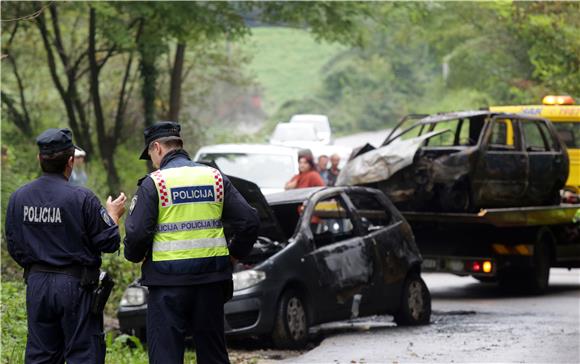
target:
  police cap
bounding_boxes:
[36,128,80,155]
[139,121,181,160]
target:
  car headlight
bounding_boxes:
[233,269,266,291]
[120,287,147,306]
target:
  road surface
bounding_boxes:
[269,269,580,363]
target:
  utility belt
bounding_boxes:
[26,263,114,314]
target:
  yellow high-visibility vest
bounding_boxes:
[150,166,229,262]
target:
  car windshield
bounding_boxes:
[290,117,331,134]
[390,117,484,147]
[197,153,295,189]
[553,122,580,148]
[271,124,318,142]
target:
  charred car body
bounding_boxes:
[118,177,431,348]
[338,111,569,212]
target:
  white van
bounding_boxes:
[289,114,332,144]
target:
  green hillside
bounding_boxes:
[242,27,346,117]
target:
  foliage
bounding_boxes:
[1,281,27,363]
[243,27,346,116]
[271,2,579,134]
[0,282,197,364]
[507,2,580,96]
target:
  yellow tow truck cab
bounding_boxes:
[491,96,580,194]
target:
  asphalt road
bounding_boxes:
[278,269,580,364]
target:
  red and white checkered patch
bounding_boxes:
[152,170,171,207]
[212,168,224,202]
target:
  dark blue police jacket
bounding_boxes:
[6,173,120,268]
[124,150,259,286]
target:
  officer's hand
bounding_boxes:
[106,192,127,224]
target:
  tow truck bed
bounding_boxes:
[401,204,580,293]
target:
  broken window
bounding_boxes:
[425,120,459,147]
[457,117,483,146]
[348,192,391,231]
[536,121,560,151]
[489,119,516,150]
[553,122,579,148]
[522,120,549,152]
[310,196,354,248]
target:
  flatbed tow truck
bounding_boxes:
[403,204,580,293]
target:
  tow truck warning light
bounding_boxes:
[542,95,575,105]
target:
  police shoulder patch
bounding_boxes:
[99,207,113,226]
[129,195,138,215]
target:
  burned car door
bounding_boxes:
[473,117,528,207]
[303,193,373,317]
[344,190,412,314]
[520,118,567,205]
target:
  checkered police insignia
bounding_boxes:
[129,195,138,215]
[100,207,113,226]
[152,170,171,207]
[211,168,224,202]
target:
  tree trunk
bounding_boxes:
[89,7,120,194]
[35,7,94,157]
[139,46,157,129]
[168,43,186,121]
[48,4,94,157]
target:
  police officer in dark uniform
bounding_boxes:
[5,128,127,364]
[124,121,259,364]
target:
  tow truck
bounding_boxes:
[404,204,580,293]
[339,99,580,293]
[412,96,580,293]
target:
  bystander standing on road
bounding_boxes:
[5,128,126,363]
[124,121,260,364]
[285,155,325,189]
[325,153,341,186]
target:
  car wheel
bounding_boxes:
[272,290,308,349]
[438,182,471,212]
[499,231,552,294]
[394,273,431,326]
[526,232,552,294]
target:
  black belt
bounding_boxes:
[29,263,89,279]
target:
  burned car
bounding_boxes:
[118,178,431,348]
[338,111,569,211]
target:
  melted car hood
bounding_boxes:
[336,129,449,186]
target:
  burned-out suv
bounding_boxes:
[340,111,569,211]
[118,177,431,348]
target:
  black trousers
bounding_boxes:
[147,281,230,364]
[25,272,105,364]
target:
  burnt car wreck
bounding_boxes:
[338,111,569,212]
[118,177,431,348]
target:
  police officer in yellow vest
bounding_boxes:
[124,122,259,363]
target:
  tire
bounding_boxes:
[272,290,308,349]
[526,233,551,294]
[499,231,552,295]
[439,182,471,212]
[394,273,431,326]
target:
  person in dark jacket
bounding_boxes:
[124,121,259,364]
[5,128,126,364]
